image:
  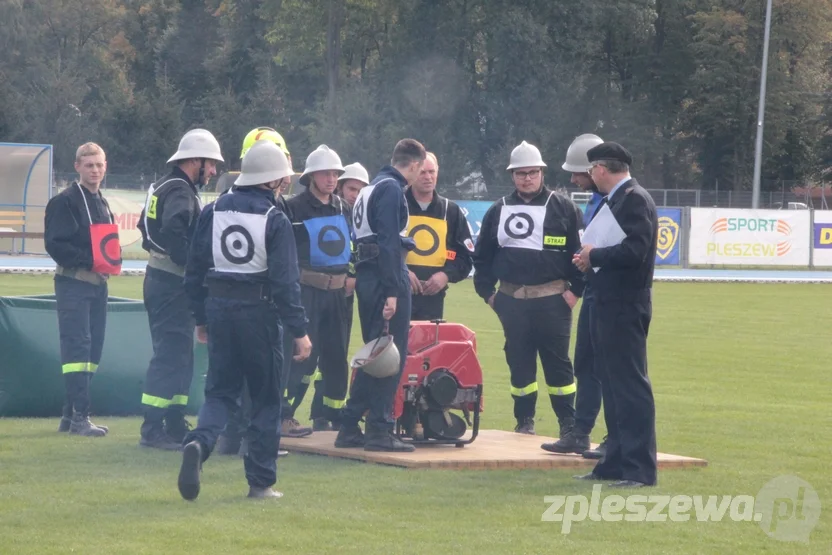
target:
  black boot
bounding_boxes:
[178,441,203,501]
[69,413,107,437]
[334,424,365,448]
[140,410,181,450]
[312,417,332,432]
[582,435,608,460]
[514,417,535,435]
[165,409,193,443]
[364,428,415,452]
[541,419,590,454]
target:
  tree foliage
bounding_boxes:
[0,0,830,196]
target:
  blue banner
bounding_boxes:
[456,200,492,244]
[656,208,682,265]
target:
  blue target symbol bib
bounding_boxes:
[303,215,351,268]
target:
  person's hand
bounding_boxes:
[195,325,208,344]
[562,290,578,309]
[293,335,312,361]
[573,245,594,272]
[487,293,496,310]
[421,272,449,296]
[383,296,397,320]
[408,270,423,295]
[345,277,356,296]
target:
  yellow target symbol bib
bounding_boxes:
[406,216,448,268]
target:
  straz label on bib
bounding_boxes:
[497,205,546,250]
[406,215,448,268]
[303,215,351,268]
[212,210,270,274]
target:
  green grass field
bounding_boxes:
[0,274,829,554]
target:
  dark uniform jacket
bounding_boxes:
[352,166,414,298]
[404,187,474,285]
[284,189,353,276]
[183,186,308,335]
[138,167,202,267]
[587,179,657,301]
[44,182,115,270]
[472,186,585,301]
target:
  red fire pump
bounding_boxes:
[392,320,484,447]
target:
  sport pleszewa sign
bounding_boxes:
[689,208,810,266]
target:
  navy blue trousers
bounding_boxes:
[341,265,411,432]
[183,298,284,489]
[574,287,603,435]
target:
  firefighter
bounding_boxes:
[281,145,353,437]
[335,139,426,452]
[405,152,474,321]
[542,133,608,458]
[216,127,297,457]
[177,139,311,501]
[45,142,121,437]
[472,141,585,438]
[309,162,370,431]
[137,129,224,450]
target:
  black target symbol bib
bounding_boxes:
[408,224,440,256]
[220,225,255,264]
[318,225,347,257]
[354,198,365,229]
[504,213,534,240]
[99,232,122,266]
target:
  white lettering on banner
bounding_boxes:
[688,208,810,266]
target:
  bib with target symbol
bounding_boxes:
[497,205,546,251]
[212,209,272,274]
[406,216,448,268]
[303,215,351,268]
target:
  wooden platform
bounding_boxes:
[281,430,708,470]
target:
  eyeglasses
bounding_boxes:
[587,163,606,175]
[513,169,541,180]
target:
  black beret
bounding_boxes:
[587,142,633,166]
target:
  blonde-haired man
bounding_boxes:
[45,142,120,437]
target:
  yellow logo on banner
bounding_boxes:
[406,216,448,268]
[657,216,679,260]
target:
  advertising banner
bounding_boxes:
[811,211,832,266]
[456,200,493,244]
[656,208,682,266]
[689,208,810,266]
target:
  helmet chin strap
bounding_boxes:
[196,159,206,189]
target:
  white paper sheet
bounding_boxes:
[580,203,626,272]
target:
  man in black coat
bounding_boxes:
[572,142,658,488]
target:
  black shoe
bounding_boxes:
[608,480,649,489]
[514,417,535,435]
[178,441,203,501]
[140,429,183,451]
[334,424,365,448]
[573,472,614,481]
[541,427,589,454]
[312,417,332,432]
[58,417,71,433]
[165,415,193,443]
[364,430,415,452]
[582,436,608,460]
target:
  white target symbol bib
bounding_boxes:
[497,205,545,251]
[212,209,271,273]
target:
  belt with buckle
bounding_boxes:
[300,269,347,290]
[499,280,567,299]
[207,280,271,302]
[55,265,108,286]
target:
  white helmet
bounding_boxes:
[234,140,294,187]
[562,133,604,173]
[298,144,345,186]
[338,162,370,186]
[167,129,224,164]
[507,141,546,170]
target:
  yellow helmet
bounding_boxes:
[240,127,290,158]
